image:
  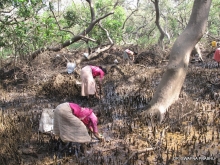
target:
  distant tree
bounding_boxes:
[0,0,48,58]
[0,0,125,62]
[151,0,168,49]
[206,0,220,39]
[30,0,114,60]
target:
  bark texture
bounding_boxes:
[141,0,212,122]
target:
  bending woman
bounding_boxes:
[81,65,107,98]
[53,102,104,143]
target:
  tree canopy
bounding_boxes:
[0,0,219,58]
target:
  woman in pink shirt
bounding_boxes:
[53,102,104,143]
[213,47,220,67]
[81,65,107,99]
[123,49,138,64]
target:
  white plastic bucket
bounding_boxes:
[67,62,76,74]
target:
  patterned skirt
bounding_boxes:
[53,102,91,143]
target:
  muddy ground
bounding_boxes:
[1,46,220,165]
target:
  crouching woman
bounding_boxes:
[53,102,104,143]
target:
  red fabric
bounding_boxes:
[214,48,220,62]
[69,103,98,133]
[90,65,105,82]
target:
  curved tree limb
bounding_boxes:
[121,0,140,30]
[49,2,75,36]
[152,0,167,49]
[79,35,97,42]
[76,44,113,64]
[77,21,115,62]
[140,0,212,123]
[98,22,114,45]
[76,22,114,64]
[0,7,15,13]
[121,9,138,30]
[86,0,96,21]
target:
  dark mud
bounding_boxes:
[0,48,220,165]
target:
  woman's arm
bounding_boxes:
[88,127,104,141]
[89,113,105,141]
[94,132,104,141]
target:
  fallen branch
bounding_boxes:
[135,64,146,68]
[79,35,97,42]
[76,44,112,64]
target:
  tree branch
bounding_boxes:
[86,0,96,21]
[79,35,97,42]
[0,7,15,13]
[122,9,138,30]
[153,0,167,48]
[98,22,114,45]
[121,0,140,30]
[49,2,75,36]
[30,0,114,60]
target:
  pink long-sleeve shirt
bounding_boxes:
[90,65,105,82]
[214,48,220,62]
[125,49,134,55]
[69,103,98,133]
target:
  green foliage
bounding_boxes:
[63,10,78,27]
[124,0,195,49]
[95,0,112,13]
[63,3,90,30]
[62,0,126,47]
[138,32,158,48]
[35,13,70,46]
[18,5,32,18]
[0,0,219,59]
[90,5,126,45]
[0,36,6,47]
[208,0,220,36]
